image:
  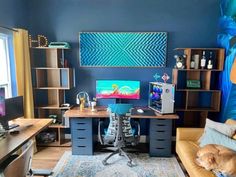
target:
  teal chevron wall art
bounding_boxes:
[79,32,167,67]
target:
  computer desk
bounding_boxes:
[0,118,52,165]
[65,106,179,157]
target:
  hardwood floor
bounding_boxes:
[32,146,71,170]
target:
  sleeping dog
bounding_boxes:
[196,144,236,177]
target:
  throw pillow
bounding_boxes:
[205,118,236,137]
[200,127,236,151]
[199,118,236,143]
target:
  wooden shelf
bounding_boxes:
[37,140,71,147]
[176,89,221,92]
[173,68,222,72]
[35,105,71,109]
[31,47,73,147]
[175,108,219,112]
[32,67,71,70]
[34,87,70,90]
[32,68,73,89]
[175,48,223,51]
[30,47,69,50]
[173,48,224,127]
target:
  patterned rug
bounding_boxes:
[53,151,185,177]
[52,151,185,177]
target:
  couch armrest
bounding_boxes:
[176,128,204,142]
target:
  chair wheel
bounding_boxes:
[102,160,108,166]
[127,161,133,167]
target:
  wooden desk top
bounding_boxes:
[64,106,179,119]
[0,118,52,164]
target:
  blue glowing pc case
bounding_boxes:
[148,82,175,114]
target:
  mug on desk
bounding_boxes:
[90,101,96,112]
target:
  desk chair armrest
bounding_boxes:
[98,119,104,145]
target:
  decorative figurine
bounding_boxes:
[162,73,170,83]
[174,54,186,69]
[79,97,85,111]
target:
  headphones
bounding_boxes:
[76,92,90,107]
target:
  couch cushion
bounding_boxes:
[176,141,215,177]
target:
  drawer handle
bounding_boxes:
[77,129,86,131]
[156,147,165,150]
[78,137,86,139]
[156,130,165,133]
[78,146,86,148]
[156,139,165,141]
[156,124,166,126]
[77,123,86,125]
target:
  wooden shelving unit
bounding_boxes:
[30,47,73,147]
[173,48,225,127]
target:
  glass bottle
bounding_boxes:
[190,59,195,69]
[207,52,213,69]
[200,51,206,69]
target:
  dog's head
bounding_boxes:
[196,153,218,171]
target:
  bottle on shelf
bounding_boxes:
[207,51,213,70]
[193,54,200,69]
[200,51,206,69]
[190,59,195,69]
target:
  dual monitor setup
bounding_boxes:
[0,88,24,130]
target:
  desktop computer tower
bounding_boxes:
[148,82,175,114]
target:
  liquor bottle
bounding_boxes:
[200,51,206,69]
[190,60,195,69]
[207,51,213,69]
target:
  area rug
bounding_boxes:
[52,151,185,177]
[53,151,185,177]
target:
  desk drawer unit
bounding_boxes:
[149,119,172,157]
[70,118,93,155]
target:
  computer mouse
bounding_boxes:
[137,109,144,113]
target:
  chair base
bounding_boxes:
[102,148,134,167]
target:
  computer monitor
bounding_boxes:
[0,88,5,117]
[0,96,24,130]
[96,80,140,100]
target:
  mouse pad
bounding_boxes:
[131,108,156,116]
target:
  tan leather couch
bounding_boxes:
[176,119,236,177]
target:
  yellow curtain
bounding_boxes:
[13,29,34,118]
[231,58,236,84]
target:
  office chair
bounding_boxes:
[0,139,52,177]
[98,104,140,167]
[0,140,34,177]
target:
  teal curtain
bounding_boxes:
[218,0,236,122]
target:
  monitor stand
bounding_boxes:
[115,99,128,104]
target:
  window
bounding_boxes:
[0,33,12,98]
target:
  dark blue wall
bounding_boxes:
[27,0,220,106]
[0,0,28,28]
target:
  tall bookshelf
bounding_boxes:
[30,47,73,146]
[172,48,225,127]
